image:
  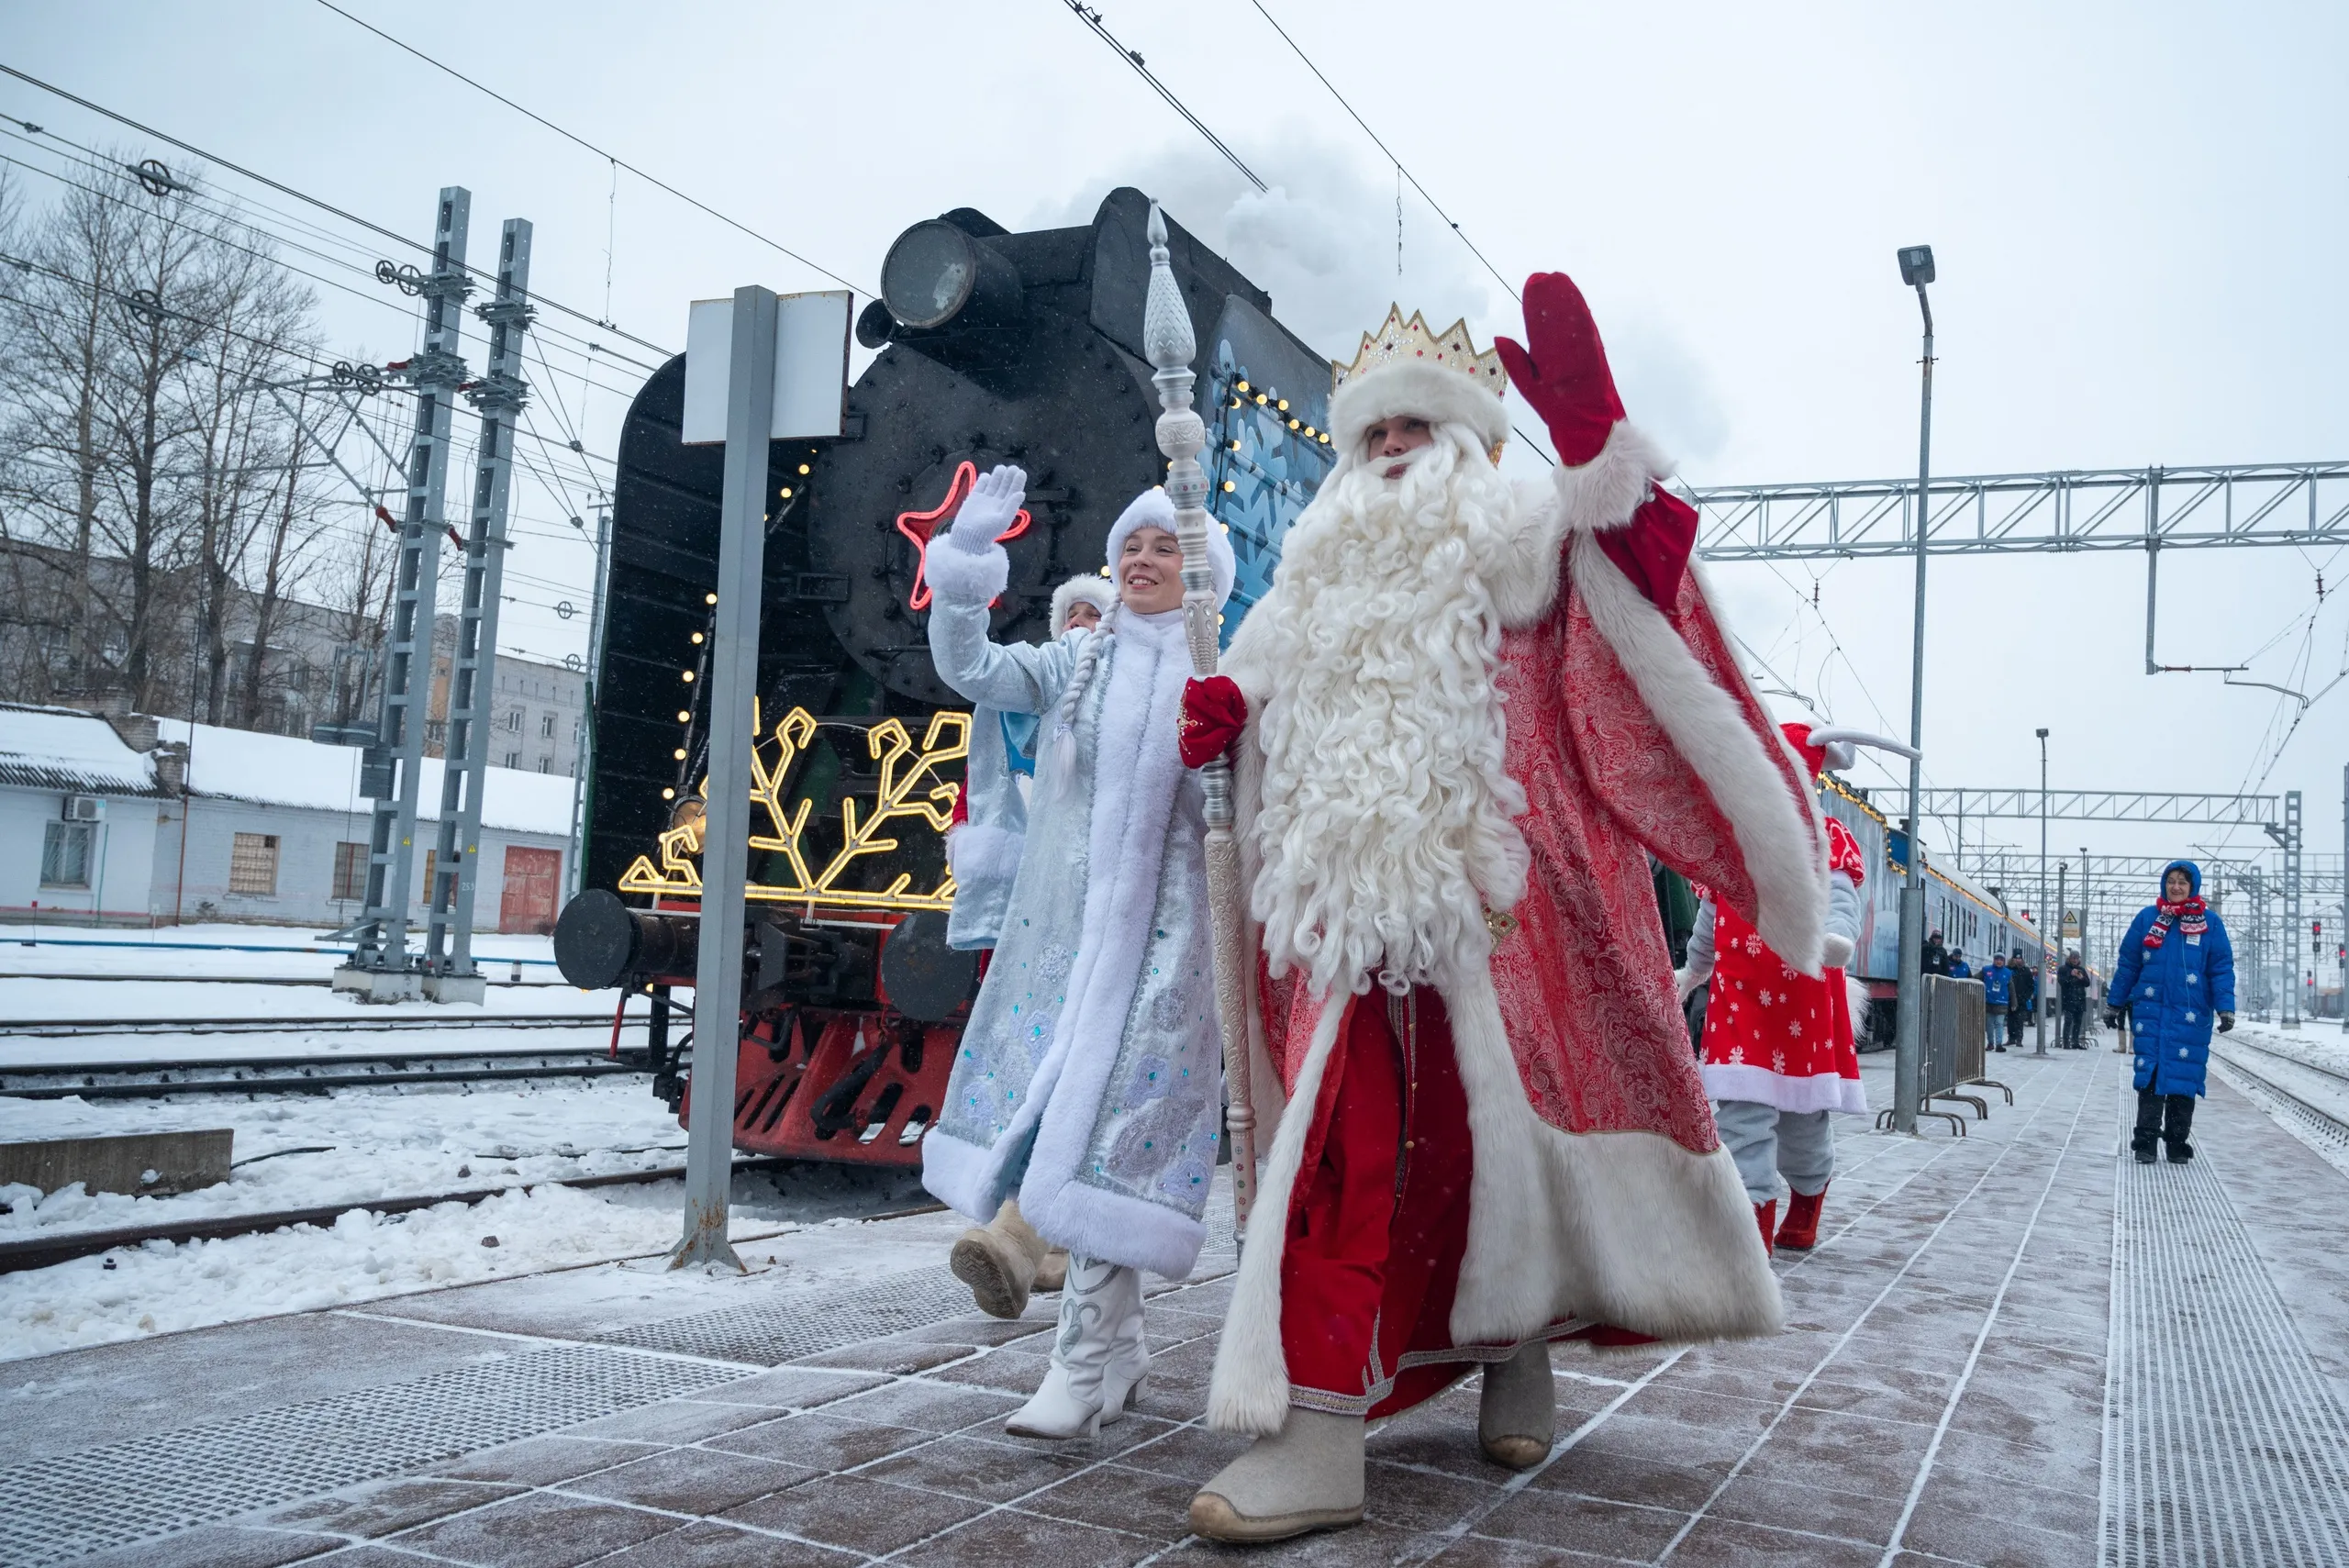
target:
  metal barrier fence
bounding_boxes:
[1881,974,1990,1136]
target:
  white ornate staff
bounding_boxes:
[1141,202,1257,1238]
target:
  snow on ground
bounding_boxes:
[0,1178,913,1362]
[0,1078,691,1238]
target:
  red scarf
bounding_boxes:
[2143,895,2207,951]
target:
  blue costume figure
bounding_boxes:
[1980,955,2012,1051]
[2105,860,2235,1163]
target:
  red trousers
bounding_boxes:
[1279,987,1482,1418]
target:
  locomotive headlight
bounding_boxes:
[880,219,1024,333]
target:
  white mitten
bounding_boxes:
[1674,967,1703,1004]
[1820,933,1855,969]
[947,463,1025,552]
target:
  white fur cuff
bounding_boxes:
[947,822,1024,886]
[1553,421,1672,535]
[1820,933,1855,969]
[925,534,1008,606]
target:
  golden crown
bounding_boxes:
[1330,306,1508,398]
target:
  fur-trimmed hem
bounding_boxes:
[1572,531,1828,976]
[946,821,1023,888]
[919,1123,1007,1226]
[1702,1064,1872,1116]
[1207,997,1348,1435]
[1329,360,1508,454]
[1020,1173,1208,1282]
[925,534,1008,606]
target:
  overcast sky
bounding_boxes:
[6,0,2344,940]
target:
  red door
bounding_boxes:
[499,846,562,933]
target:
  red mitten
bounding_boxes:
[949,780,969,828]
[1492,272,1626,466]
[1179,675,1246,768]
[1592,487,1698,610]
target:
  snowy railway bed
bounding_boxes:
[0,1047,643,1101]
[2210,1031,2349,1158]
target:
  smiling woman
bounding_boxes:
[1117,525,1186,615]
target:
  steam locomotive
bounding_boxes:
[551,188,1335,1167]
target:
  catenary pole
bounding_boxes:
[672,285,777,1273]
[2034,728,2049,1055]
[567,506,611,903]
[1892,249,1936,1135]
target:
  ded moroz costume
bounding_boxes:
[922,472,1235,1440]
[1175,277,1831,1541]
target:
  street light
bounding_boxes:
[2035,727,2050,1056]
[1892,244,1936,1135]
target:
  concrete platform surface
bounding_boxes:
[6,1042,2348,1567]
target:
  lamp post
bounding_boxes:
[1891,244,1936,1135]
[2034,727,2050,1055]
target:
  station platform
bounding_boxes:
[7,1040,2348,1568]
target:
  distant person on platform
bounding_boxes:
[1947,949,1971,980]
[2006,951,2035,1049]
[1981,953,2012,1051]
[2057,951,2091,1048]
[2106,861,2234,1163]
[1921,929,1949,976]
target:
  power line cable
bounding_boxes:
[306,1,873,299]
[0,61,678,359]
[1060,2,1266,193]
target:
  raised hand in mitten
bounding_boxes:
[1492,272,1625,466]
[948,464,1026,551]
[1179,675,1245,769]
[1820,933,1856,970]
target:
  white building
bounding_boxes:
[0,702,573,931]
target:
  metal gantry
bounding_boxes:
[1686,460,2349,562]
[1919,790,2279,827]
[337,188,472,1002]
[420,218,533,1002]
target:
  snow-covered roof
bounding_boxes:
[157,718,573,838]
[0,703,160,796]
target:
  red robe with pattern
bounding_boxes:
[1698,814,1869,1115]
[1206,428,1832,1435]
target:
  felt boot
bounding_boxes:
[1033,1248,1069,1294]
[1478,1340,1556,1470]
[1189,1408,1366,1542]
[1754,1199,1777,1256]
[1004,1254,1147,1440]
[952,1197,1048,1319]
[1776,1185,1827,1251]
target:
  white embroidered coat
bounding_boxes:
[920,579,1224,1279]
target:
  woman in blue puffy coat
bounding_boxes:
[2104,861,2235,1163]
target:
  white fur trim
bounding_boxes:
[1206,997,1347,1435]
[1570,531,1828,976]
[1554,421,1673,537]
[946,821,1024,888]
[1106,486,1236,607]
[1847,975,1874,1045]
[1050,574,1116,636]
[1702,1062,1871,1116]
[924,533,1008,606]
[1328,359,1508,455]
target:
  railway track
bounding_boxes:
[0,1047,646,1101]
[0,1158,800,1275]
[2211,1038,2349,1141]
[0,1012,618,1040]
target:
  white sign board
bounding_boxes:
[681,288,852,444]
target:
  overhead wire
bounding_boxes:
[1060,2,1266,193]
[306,1,873,300]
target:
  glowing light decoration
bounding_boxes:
[618,704,970,913]
[893,460,1031,612]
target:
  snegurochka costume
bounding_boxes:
[941,573,1115,1324]
[921,472,1235,1440]
[1681,723,1885,1255]
[1174,277,1831,1542]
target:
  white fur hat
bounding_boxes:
[1049,574,1116,635]
[1105,487,1236,608]
[1328,360,1509,457]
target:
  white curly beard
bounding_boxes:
[1230,428,1532,999]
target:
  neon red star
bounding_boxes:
[896,460,1030,611]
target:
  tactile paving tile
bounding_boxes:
[2102,1147,2349,1565]
[598,1265,982,1363]
[0,1344,744,1565]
